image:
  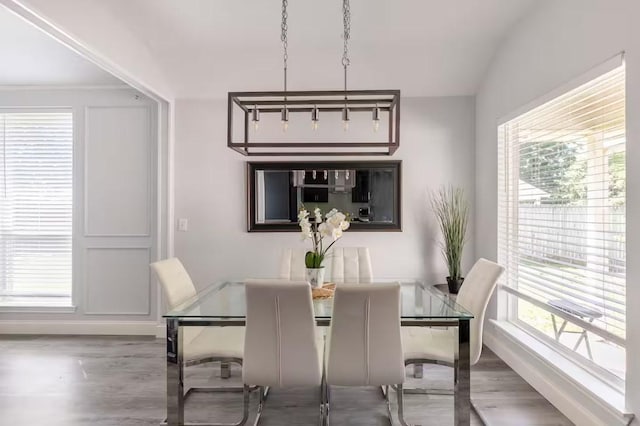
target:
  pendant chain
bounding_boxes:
[342,0,351,68]
[281,0,288,98]
[342,0,351,101]
[281,0,352,103]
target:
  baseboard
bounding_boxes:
[484,320,634,426]
[0,320,160,336]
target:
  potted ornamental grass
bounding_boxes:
[298,207,350,287]
[431,185,469,294]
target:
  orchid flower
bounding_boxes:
[297,206,350,268]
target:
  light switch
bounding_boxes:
[178,218,189,232]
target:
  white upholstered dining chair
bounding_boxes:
[400,258,504,425]
[329,247,373,283]
[243,279,324,425]
[324,283,405,425]
[278,248,308,281]
[279,246,373,284]
[151,258,248,425]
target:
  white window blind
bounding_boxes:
[0,111,73,299]
[498,64,626,344]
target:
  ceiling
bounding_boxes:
[101,0,537,99]
[0,6,122,86]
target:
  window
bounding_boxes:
[498,63,625,382]
[0,111,73,306]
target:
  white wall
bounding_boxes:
[475,0,640,418]
[0,88,160,334]
[174,96,475,289]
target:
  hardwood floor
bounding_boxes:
[0,336,572,425]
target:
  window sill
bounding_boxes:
[488,319,632,422]
[0,297,75,313]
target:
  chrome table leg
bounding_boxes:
[454,319,471,426]
[167,318,184,426]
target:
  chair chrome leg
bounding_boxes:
[239,385,250,426]
[413,363,423,379]
[252,386,267,426]
[318,380,327,426]
[400,387,454,396]
[261,386,270,402]
[184,386,256,401]
[221,362,231,379]
[320,332,327,426]
[397,384,412,426]
[379,385,387,400]
[383,385,393,425]
[324,384,331,426]
[471,399,487,426]
[162,385,250,426]
[318,385,324,426]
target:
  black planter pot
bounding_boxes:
[446,276,464,294]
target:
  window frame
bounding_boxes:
[496,54,626,386]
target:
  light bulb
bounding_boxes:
[252,105,260,132]
[372,105,380,133]
[341,107,350,132]
[311,105,320,131]
[280,107,289,132]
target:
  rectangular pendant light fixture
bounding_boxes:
[227,89,400,156]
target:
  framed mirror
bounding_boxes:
[247,161,401,232]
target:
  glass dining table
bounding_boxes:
[163,280,474,426]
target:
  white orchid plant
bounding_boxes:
[298,207,350,268]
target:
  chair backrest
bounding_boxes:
[456,258,505,365]
[278,248,307,281]
[150,257,197,309]
[330,247,373,283]
[243,279,322,387]
[326,283,404,386]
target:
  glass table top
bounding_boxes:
[164,280,473,321]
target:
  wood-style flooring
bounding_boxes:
[0,336,572,426]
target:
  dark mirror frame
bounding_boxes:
[247,161,402,232]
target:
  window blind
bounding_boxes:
[0,111,73,298]
[498,64,626,342]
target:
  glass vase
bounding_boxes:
[305,267,326,288]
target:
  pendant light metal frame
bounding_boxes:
[227,89,400,156]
